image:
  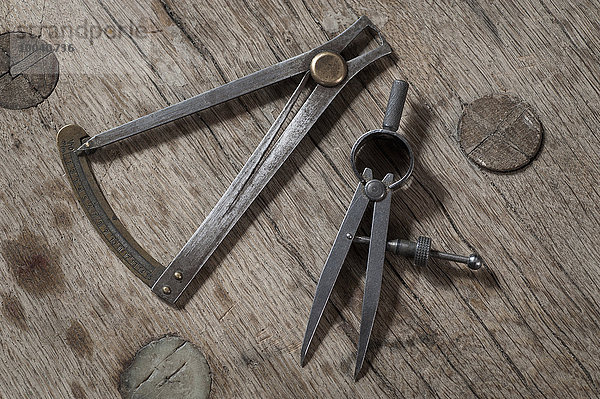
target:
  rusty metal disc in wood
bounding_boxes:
[0,32,59,110]
[458,94,543,172]
[309,51,347,87]
[119,336,211,399]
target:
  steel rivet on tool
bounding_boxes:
[310,51,347,87]
[173,271,183,280]
[162,286,171,295]
[364,180,387,201]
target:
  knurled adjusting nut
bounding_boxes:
[414,236,431,267]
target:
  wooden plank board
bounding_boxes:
[0,0,599,397]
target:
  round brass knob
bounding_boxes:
[310,51,347,87]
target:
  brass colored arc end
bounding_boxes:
[310,51,347,87]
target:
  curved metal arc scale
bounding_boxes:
[57,124,165,287]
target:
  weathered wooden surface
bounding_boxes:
[0,0,599,397]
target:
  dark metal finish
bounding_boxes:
[364,179,387,201]
[300,169,373,367]
[302,81,416,379]
[153,38,391,303]
[354,235,483,270]
[350,129,414,190]
[349,80,413,190]
[414,236,431,267]
[354,172,393,379]
[57,125,165,286]
[76,17,387,153]
[302,80,484,379]
[58,17,392,301]
[467,254,483,270]
[382,80,409,132]
[300,168,396,379]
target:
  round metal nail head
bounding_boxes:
[458,94,542,172]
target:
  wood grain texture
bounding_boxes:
[0,0,599,397]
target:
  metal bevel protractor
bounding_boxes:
[57,17,392,303]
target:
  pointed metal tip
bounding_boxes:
[75,135,96,154]
[300,340,310,367]
[353,365,362,381]
[75,143,89,153]
[354,356,365,380]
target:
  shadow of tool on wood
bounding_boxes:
[302,79,496,378]
[282,54,396,368]
[359,95,499,379]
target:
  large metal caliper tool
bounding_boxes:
[57,17,391,303]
